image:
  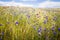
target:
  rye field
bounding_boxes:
[0,6,60,40]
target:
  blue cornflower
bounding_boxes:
[0,38,2,40]
[58,28,60,31]
[26,14,30,18]
[38,29,41,32]
[15,21,19,25]
[38,27,42,33]
[43,20,47,24]
[27,15,30,18]
[53,32,56,35]
[45,16,48,20]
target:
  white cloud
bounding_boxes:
[38,1,60,8]
[0,1,34,7]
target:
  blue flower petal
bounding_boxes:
[15,22,19,24]
[58,28,60,31]
[53,32,56,35]
[0,38,2,40]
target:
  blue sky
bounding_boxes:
[0,0,60,8]
[0,0,46,4]
[0,0,60,2]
